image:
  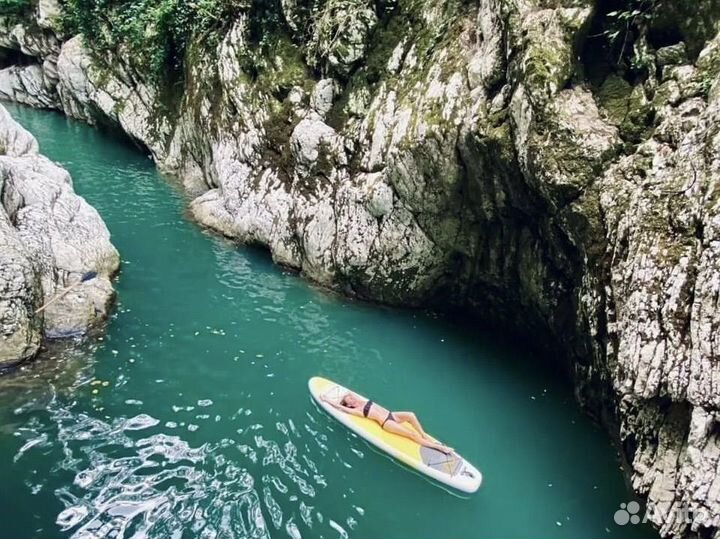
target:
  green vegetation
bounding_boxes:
[603,0,660,66]
[59,0,248,81]
[604,1,659,43]
[0,0,33,16]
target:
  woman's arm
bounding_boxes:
[339,405,363,417]
[321,396,362,416]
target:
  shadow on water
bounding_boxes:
[0,102,658,539]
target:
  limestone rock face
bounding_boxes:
[3,1,720,536]
[55,37,170,158]
[0,18,60,108]
[37,0,61,30]
[307,0,377,76]
[599,93,720,537]
[0,104,119,366]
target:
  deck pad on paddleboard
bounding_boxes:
[309,376,482,493]
[420,446,464,475]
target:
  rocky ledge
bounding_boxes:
[1,0,719,536]
[0,102,119,366]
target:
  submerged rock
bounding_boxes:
[0,104,119,366]
[2,1,720,536]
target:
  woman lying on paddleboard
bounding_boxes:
[321,392,453,454]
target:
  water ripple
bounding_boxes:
[4,388,360,539]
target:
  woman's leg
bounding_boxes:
[382,420,452,454]
[393,411,430,439]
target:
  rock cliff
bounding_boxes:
[0,102,119,365]
[1,0,719,536]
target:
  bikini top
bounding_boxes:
[362,400,373,418]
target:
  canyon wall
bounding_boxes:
[1,0,719,536]
[0,101,118,366]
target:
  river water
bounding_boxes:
[0,103,656,539]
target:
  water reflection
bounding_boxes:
[4,357,361,539]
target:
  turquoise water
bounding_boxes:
[0,103,656,539]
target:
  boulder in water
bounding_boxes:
[0,103,119,366]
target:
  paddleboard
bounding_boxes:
[309,376,482,494]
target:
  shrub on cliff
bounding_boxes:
[59,0,248,81]
[0,0,32,16]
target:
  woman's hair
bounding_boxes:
[340,393,356,407]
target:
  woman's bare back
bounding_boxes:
[363,400,391,423]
